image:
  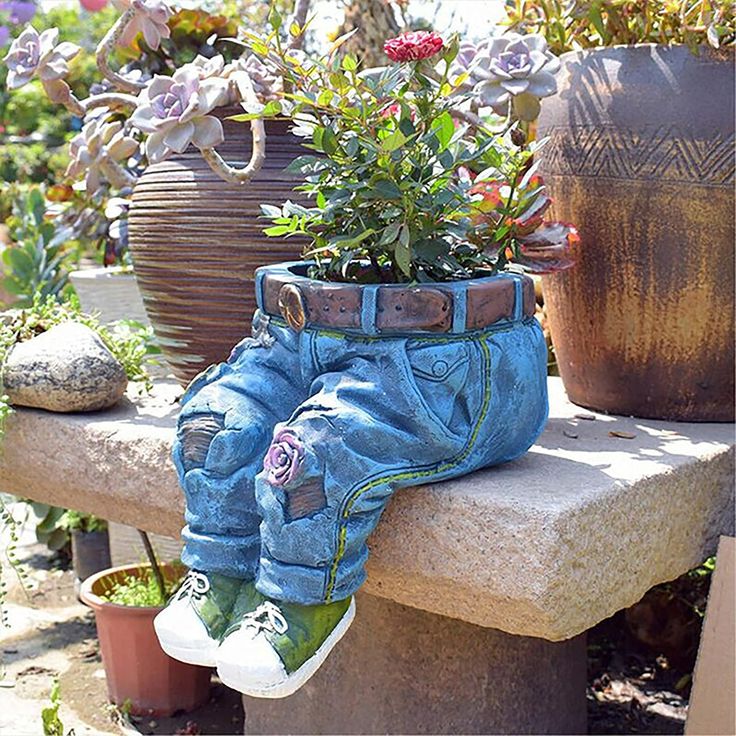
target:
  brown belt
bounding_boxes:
[256,264,536,335]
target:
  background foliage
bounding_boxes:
[504,0,735,55]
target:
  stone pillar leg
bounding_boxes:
[242,592,587,735]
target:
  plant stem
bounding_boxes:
[137,529,166,602]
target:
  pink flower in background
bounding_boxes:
[264,429,305,487]
[384,31,443,63]
[0,2,37,25]
[79,0,109,11]
[0,26,9,47]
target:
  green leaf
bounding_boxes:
[322,127,339,156]
[317,88,334,106]
[431,111,455,151]
[399,115,416,138]
[342,55,357,72]
[371,178,402,200]
[260,204,282,218]
[380,130,407,152]
[6,248,34,277]
[264,225,292,236]
[399,224,410,248]
[268,7,282,31]
[380,221,401,245]
[395,228,412,276]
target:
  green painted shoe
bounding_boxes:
[215,589,356,698]
[153,570,245,667]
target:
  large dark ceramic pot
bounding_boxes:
[537,45,734,421]
[129,113,306,385]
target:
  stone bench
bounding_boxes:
[1,378,733,734]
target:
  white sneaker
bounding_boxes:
[154,570,245,667]
[215,593,356,698]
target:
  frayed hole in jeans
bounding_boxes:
[180,413,225,470]
[286,479,327,521]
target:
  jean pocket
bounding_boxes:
[405,340,472,430]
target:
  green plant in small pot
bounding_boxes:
[58,510,111,587]
[503,0,736,421]
[80,556,212,717]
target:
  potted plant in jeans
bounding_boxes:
[152,25,578,699]
[505,0,735,421]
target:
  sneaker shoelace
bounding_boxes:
[175,571,211,602]
[242,601,289,635]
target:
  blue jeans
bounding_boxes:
[173,270,548,605]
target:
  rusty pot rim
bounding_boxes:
[557,42,735,63]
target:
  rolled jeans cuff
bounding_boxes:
[256,551,367,606]
[181,526,260,580]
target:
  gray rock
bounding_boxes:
[2,322,128,413]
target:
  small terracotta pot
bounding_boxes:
[80,564,211,717]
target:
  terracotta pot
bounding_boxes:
[128,113,306,385]
[537,45,735,421]
[80,564,211,717]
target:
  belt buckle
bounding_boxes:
[278,283,307,333]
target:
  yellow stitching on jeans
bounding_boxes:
[324,339,494,602]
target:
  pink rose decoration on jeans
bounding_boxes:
[384,31,443,63]
[264,429,305,486]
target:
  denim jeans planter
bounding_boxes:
[156,261,549,696]
[174,262,549,605]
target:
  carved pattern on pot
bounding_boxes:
[540,125,735,186]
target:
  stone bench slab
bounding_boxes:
[1,378,733,641]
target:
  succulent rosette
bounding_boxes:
[130,63,230,164]
[66,116,139,193]
[466,33,560,120]
[2,26,80,89]
[116,0,172,50]
[517,222,579,274]
[233,54,282,103]
[469,175,577,274]
[384,31,444,62]
[264,429,305,487]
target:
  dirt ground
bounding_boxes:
[1,504,697,736]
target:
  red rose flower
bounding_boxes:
[384,31,444,63]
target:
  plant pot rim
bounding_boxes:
[259,260,530,289]
[256,261,536,336]
[79,562,179,615]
